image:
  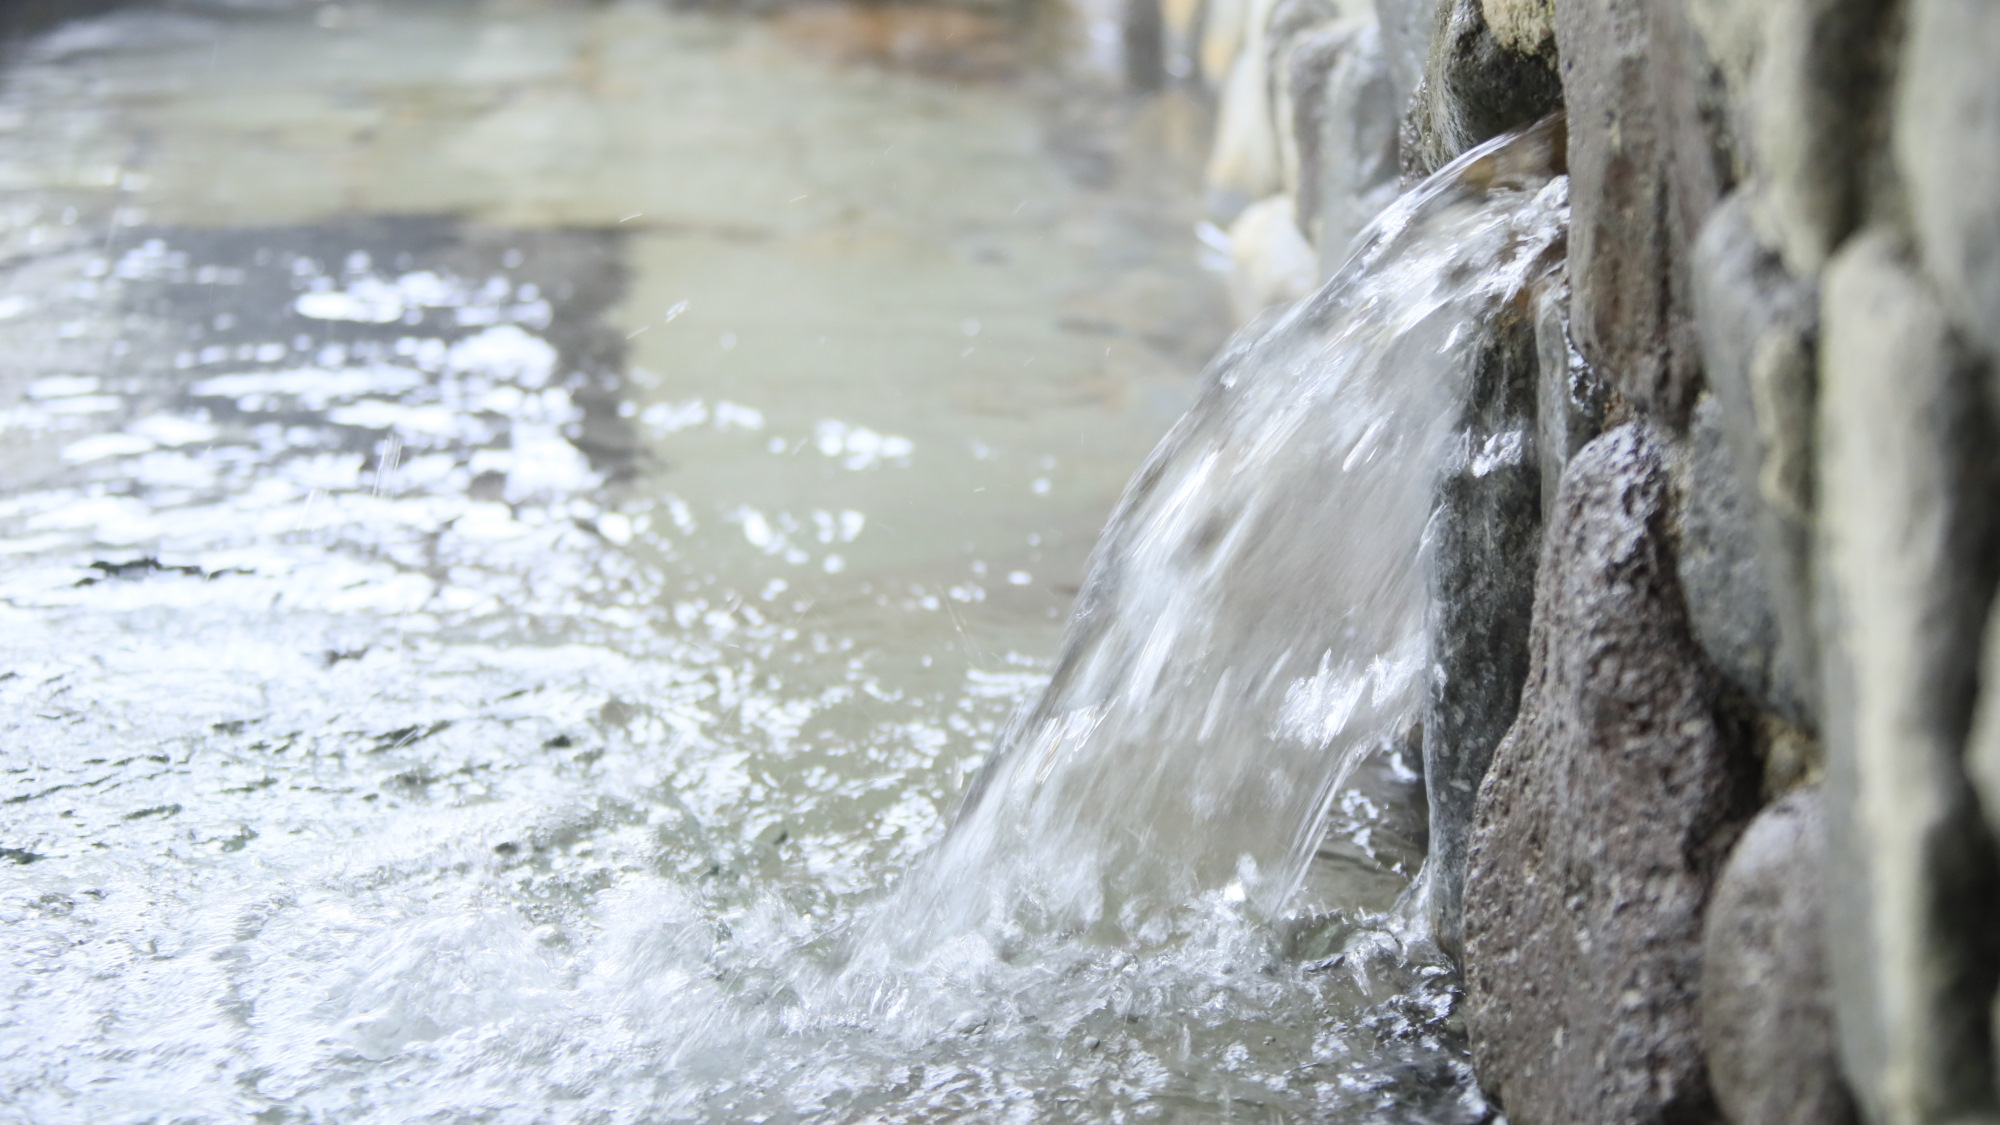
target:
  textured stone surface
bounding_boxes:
[1817,230,2000,1125]
[1402,0,1561,178]
[1556,0,1734,430]
[1480,0,1553,56]
[1531,268,1604,522]
[1421,299,1540,961]
[1896,0,2000,364]
[1690,193,1817,728]
[1678,395,1795,722]
[1555,0,1703,425]
[1288,18,1399,270]
[1464,422,1756,1124]
[1699,786,1858,1125]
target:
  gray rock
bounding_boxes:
[1421,297,1541,961]
[1678,396,1794,718]
[1532,267,1605,522]
[1896,0,2000,365]
[1401,0,1563,179]
[1288,18,1400,272]
[1748,0,1892,278]
[1690,193,1818,729]
[1556,0,1722,427]
[1464,422,1757,1124]
[1816,230,2000,1125]
[1699,786,1858,1125]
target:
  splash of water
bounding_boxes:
[888,120,1569,952]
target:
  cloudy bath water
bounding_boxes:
[0,2,1491,1121]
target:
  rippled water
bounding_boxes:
[1,3,1551,1121]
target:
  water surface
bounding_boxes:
[0,3,1504,1121]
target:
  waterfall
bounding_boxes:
[891,119,1568,950]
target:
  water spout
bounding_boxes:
[896,117,1569,949]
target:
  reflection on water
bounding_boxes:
[0,2,1474,1122]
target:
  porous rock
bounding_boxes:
[1463,422,1756,1125]
[1699,786,1857,1125]
[1421,296,1540,961]
[1896,0,2000,365]
[1402,0,1562,179]
[1817,230,2000,1125]
[1690,192,1817,728]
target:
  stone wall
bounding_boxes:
[1156,0,2000,1119]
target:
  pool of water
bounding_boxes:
[0,2,1477,1121]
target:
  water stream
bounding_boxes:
[0,4,1563,1121]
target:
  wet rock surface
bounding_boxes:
[1463,422,1756,1125]
[1815,230,2000,1125]
[1700,786,1857,1125]
[1420,296,1541,960]
[1530,270,1603,521]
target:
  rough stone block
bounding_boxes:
[1402,0,1562,179]
[1816,230,2000,1125]
[1699,786,1858,1125]
[1421,297,1541,961]
[1531,268,1605,522]
[1556,0,1730,428]
[1464,422,1757,1124]
[1896,0,2000,365]
[1287,17,1400,271]
[1690,192,1817,729]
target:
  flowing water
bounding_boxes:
[0,3,1563,1121]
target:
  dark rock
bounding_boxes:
[1699,786,1858,1125]
[1556,0,1731,427]
[1288,18,1400,269]
[1816,230,2000,1125]
[1421,295,1541,960]
[1897,0,2000,365]
[1531,267,1606,522]
[1402,0,1563,179]
[1677,396,1803,732]
[1463,422,1757,1124]
[1690,193,1818,729]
